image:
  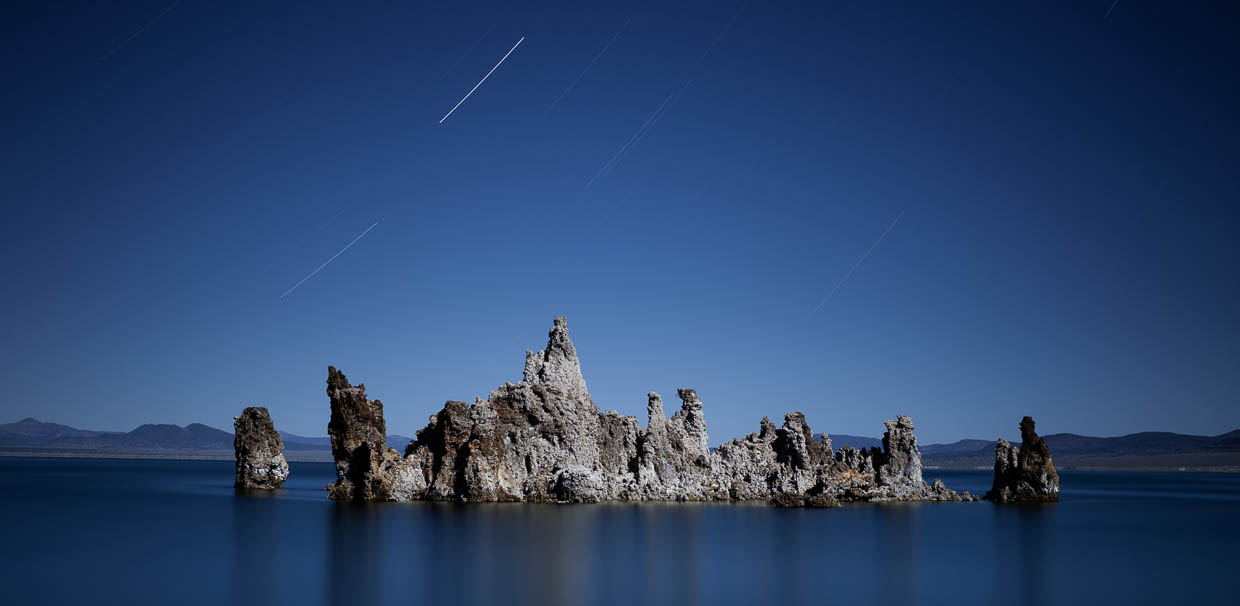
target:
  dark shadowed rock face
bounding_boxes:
[325,367,424,501]
[327,317,977,505]
[984,416,1060,503]
[234,407,288,489]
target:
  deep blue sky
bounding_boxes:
[2,1,1237,443]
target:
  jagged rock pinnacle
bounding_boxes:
[984,416,1060,503]
[524,315,590,398]
[876,415,924,489]
[233,406,288,489]
[325,366,424,501]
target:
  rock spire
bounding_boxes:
[234,406,289,489]
[983,416,1060,503]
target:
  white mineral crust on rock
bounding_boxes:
[324,316,977,505]
[234,407,289,489]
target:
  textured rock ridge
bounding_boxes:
[984,416,1060,503]
[325,367,424,501]
[234,406,288,489]
[873,416,923,495]
[327,317,976,505]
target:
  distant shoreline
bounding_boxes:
[7,418,1237,473]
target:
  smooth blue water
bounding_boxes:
[1,458,1237,605]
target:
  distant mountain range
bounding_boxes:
[914,430,1240,469]
[0,418,411,460]
[3,417,1238,469]
[813,430,1240,471]
[822,434,883,450]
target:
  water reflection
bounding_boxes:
[232,492,279,604]
[8,461,1233,605]
[1015,504,1052,606]
[874,504,919,604]
[329,503,386,604]
[306,499,1047,604]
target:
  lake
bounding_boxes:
[2,457,1237,605]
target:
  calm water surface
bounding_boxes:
[2,458,1237,605]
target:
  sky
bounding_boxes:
[2,1,1237,444]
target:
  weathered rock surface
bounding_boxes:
[234,407,289,489]
[326,317,976,505]
[325,367,425,501]
[984,416,1060,503]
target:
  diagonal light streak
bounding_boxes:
[807,211,906,319]
[602,79,692,178]
[546,21,629,114]
[280,221,379,299]
[438,25,496,82]
[702,0,750,59]
[584,93,675,189]
[439,36,525,124]
[585,80,692,189]
[100,0,184,61]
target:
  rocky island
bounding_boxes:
[233,406,288,489]
[984,416,1060,503]
[323,316,978,505]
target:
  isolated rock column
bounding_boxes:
[983,416,1060,503]
[234,407,289,489]
[875,415,924,488]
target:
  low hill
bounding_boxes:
[0,418,108,445]
[920,430,1240,470]
[0,419,412,460]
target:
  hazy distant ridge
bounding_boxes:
[0,418,411,454]
[3,418,1236,467]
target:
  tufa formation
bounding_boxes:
[325,317,976,505]
[325,367,424,500]
[234,406,289,489]
[983,416,1060,503]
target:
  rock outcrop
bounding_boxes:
[983,416,1060,503]
[326,317,976,505]
[325,367,424,501]
[234,407,289,489]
